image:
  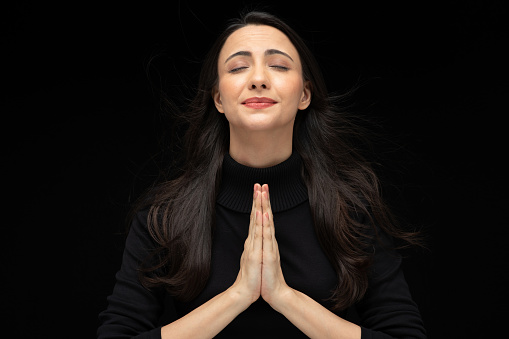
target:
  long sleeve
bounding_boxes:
[356,231,427,339]
[97,151,427,338]
[97,210,166,339]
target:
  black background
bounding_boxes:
[3,1,508,338]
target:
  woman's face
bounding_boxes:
[213,25,311,134]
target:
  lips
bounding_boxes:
[242,97,278,109]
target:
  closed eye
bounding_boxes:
[270,65,289,71]
[228,65,289,73]
[228,66,248,73]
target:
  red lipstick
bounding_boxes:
[242,97,277,109]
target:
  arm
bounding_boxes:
[355,232,427,339]
[99,185,265,339]
[259,184,426,339]
[268,257,426,339]
[259,185,361,339]
[161,185,265,338]
[159,288,248,339]
[272,287,362,338]
[98,209,167,339]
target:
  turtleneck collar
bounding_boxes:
[217,152,308,213]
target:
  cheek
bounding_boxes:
[218,77,244,104]
[275,76,304,103]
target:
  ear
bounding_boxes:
[212,86,224,113]
[298,81,312,110]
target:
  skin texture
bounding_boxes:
[232,183,290,307]
[213,25,311,168]
[161,25,361,339]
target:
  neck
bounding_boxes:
[218,150,308,213]
[229,128,293,168]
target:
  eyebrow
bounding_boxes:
[224,49,294,63]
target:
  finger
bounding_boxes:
[254,183,262,192]
[251,184,263,250]
[253,209,263,251]
[255,185,262,220]
[262,184,270,202]
[261,187,277,251]
[248,191,257,240]
[262,211,275,252]
[261,185,273,219]
[250,183,261,215]
[261,191,274,231]
[249,184,262,235]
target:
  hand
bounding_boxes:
[230,184,263,307]
[259,184,292,308]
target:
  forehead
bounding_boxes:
[219,25,299,61]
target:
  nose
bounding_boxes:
[251,83,267,89]
[249,66,269,90]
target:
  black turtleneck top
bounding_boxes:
[98,152,426,339]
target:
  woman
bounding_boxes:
[98,11,426,339]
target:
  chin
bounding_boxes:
[226,110,295,133]
[242,117,283,131]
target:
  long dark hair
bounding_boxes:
[136,11,420,311]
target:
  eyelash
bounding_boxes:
[228,65,289,73]
[228,67,248,73]
[271,65,289,71]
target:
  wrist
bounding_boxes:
[266,285,296,314]
[225,284,258,312]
